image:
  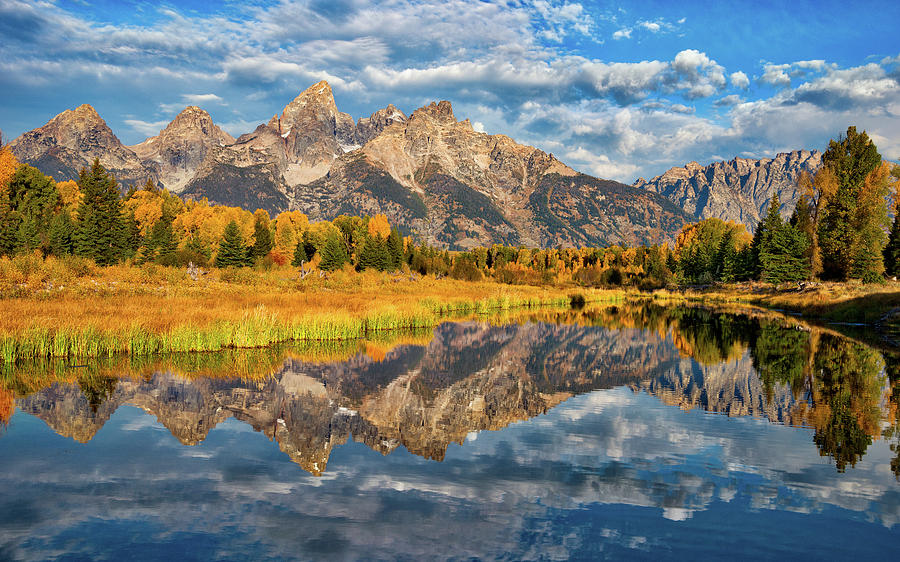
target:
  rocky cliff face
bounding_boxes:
[302,100,689,247]
[8,104,156,187]
[10,82,688,246]
[129,106,234,192]
[634,150,822,229]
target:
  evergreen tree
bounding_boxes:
[818,127,882,280]
[761,223,810,284]
[215,220,247,267]
[184,234,212,266]
[789,193,816,279]
[48,210,75,256]
[319,231,349,271]
[387,227,404,270]
[122,211,143,259]
[885,208,900,277]
[291,239,308,267]
[357,234,391,271]
[73,159,126,265]
[6,165,60,255]
[143,211,178,265]
[249,212,274,261]
[754,194,811,284]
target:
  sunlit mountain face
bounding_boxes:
[1,304,898,559]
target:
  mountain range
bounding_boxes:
[6,81,822,247]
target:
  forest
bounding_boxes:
[1,126,899,289]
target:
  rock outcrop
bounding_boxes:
[129,106,234,192]
[634,150,823,229]
[8,104,156,187]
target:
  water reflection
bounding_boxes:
[1,304,899,559]
[3,304,898,478]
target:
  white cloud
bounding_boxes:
[730,71,750,89]
[182,93,224,105]
[124,118,171,136]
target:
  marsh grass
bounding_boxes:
[0,264,627,363]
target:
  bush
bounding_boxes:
[601,267,624,287]
[569,293,586,308]
[450,260,483,282]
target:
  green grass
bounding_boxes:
[0,293,602,364]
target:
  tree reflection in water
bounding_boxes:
[2,302,896,476]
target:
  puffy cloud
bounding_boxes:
[123,118,170,136]
[730,71,750,90]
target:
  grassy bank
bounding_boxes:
[656,281,900,327]
[0,259,628,363]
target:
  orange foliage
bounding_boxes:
[124,189,164,235]
[0,147,19,199]
[367,213,391,239]
[269,249,288,266]
[56,180,82,214]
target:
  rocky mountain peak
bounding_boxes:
[411,100,456,124]
[356,103,408,144]
[129,106,234,192]
[636,150,823,228]
[9,104,153,186]
[276,80,340,131]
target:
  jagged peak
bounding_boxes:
[411,100,455,123]
[49,103,105,127]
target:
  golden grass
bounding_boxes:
[654,281,900,325]
[0,262,627,362]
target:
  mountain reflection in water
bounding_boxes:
[0,304,898,559]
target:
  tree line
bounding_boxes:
[671,126,900,285]
[1,126,898,286]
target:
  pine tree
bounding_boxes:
[73,159,126,265]
[185,234,212,266]
[249,212,274,261]
[789,193,816,279]
[215,220,247,267]
[291,239,308,266]
[818,127,882,280]
[387,227,404,271]
[761,223,810,284]
[357,234,390,271]
[48,210,75,256]
[885,209,900,277]
[319,231,349,271]
[144,212,178,265]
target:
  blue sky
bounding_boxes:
[1,0,899,182]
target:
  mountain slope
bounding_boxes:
[129,106,234,192]
[634,150,822,228]
[301,100,690,248]
[8,104,156,187]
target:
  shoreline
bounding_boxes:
[2,261,898,362]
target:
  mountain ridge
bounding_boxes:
[634,150,823,228]
[8,82,691,247]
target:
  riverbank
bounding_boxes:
[660,281,900,326]
[0,260,625,362]
[2,255,898,363]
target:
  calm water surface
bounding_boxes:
[1,304,898,560]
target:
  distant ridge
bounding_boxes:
[634,150,823,229]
